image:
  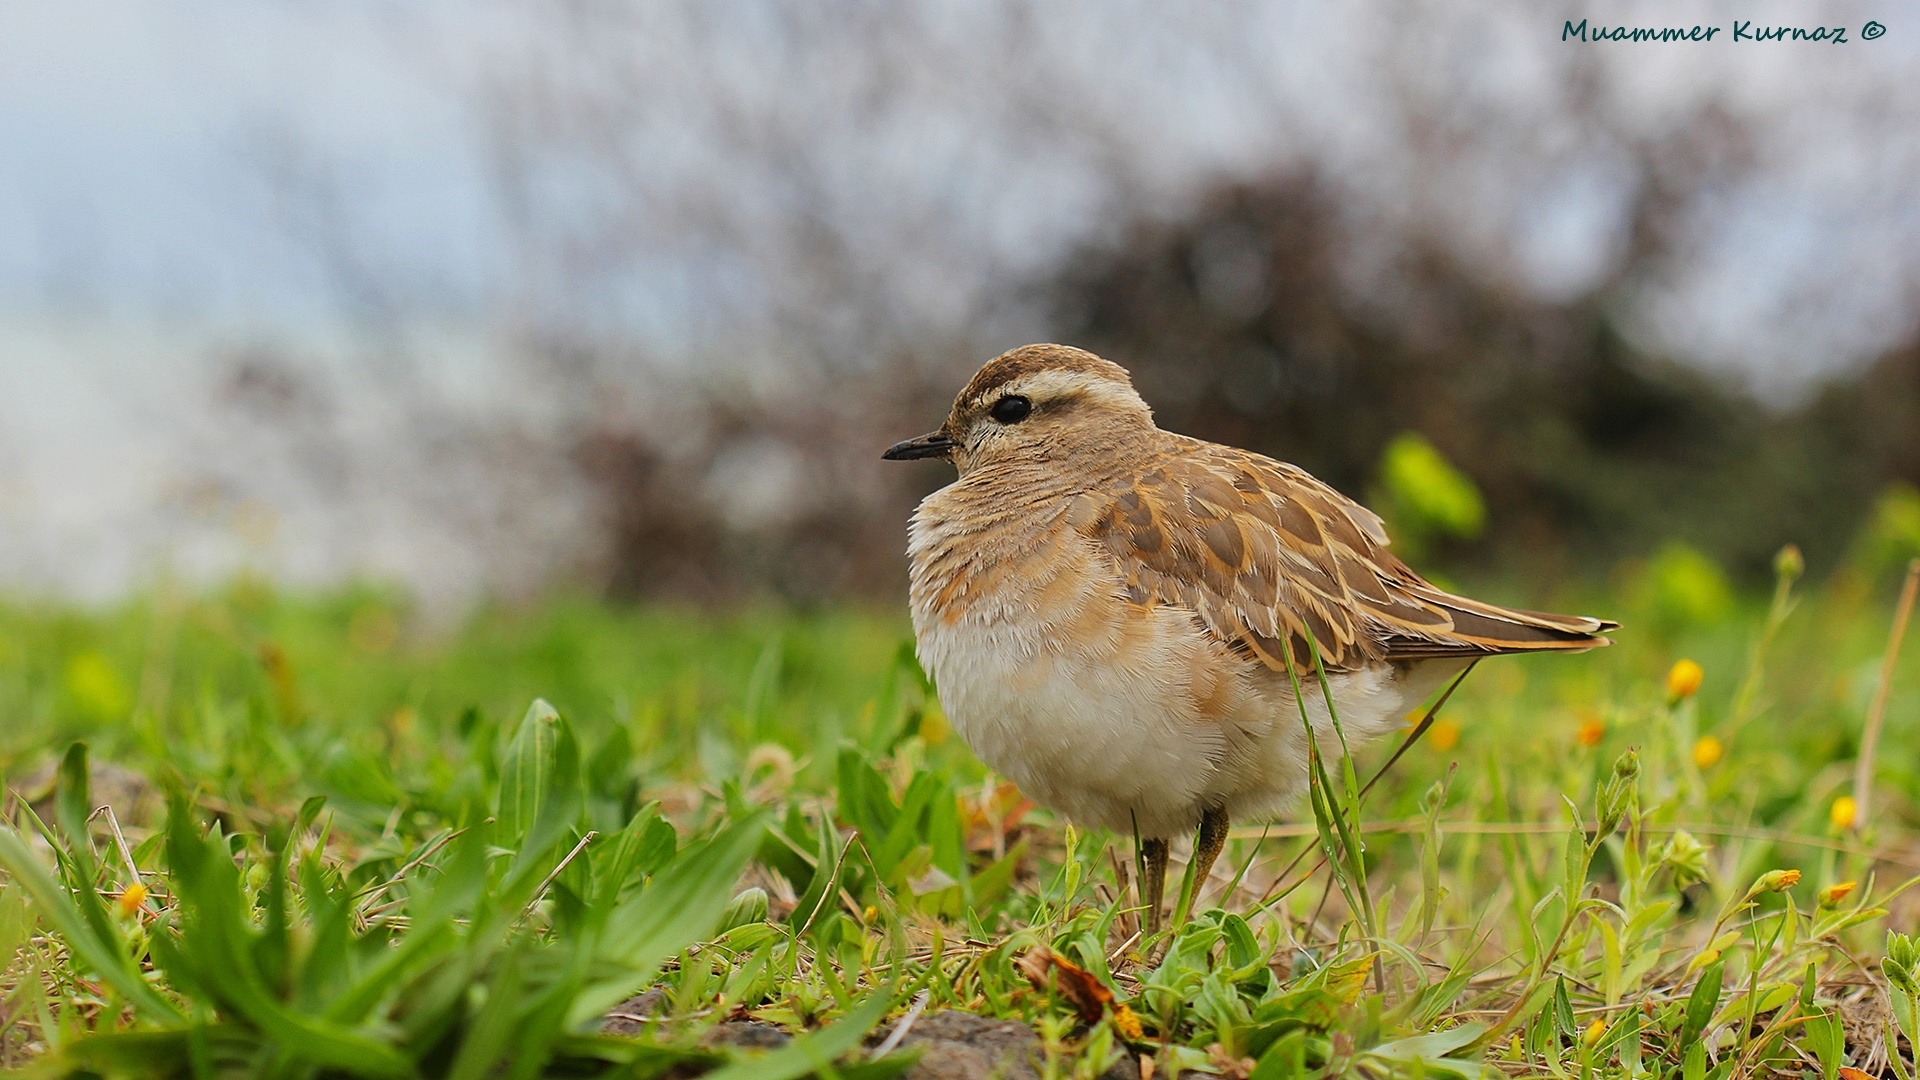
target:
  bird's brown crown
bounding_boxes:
[953,344,1136,411]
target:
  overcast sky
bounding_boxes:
[3,0,1918,600]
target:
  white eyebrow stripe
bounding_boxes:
[985,369,1143,412]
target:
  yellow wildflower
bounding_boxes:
[1756,868,1801,893]
[1575,715,1605,748]
[1692,735,1723,769]
[1819,881,1858,909]
[1427,718,1460,751]
[1582,1017,1606,1047]
[116,882,147,918]
[1831,796,1858,830]
[1667,659,1704,702]
[1111,1002,1144,1041]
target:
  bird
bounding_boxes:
[882,343,1616,934]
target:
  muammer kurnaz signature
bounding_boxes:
[1562,20,1887,44]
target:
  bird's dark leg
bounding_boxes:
[1140,837,1170,936]
[1188,807,1231,911]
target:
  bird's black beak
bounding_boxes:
[882,429,955,461]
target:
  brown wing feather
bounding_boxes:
[1074,438,1615,672]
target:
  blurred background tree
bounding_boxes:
[2,0,1917,607]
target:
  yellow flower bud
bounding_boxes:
[116,882,147,918]
[1111,1002,1144,1041]
[1427,718,1460,751]
[1831,796,1858,830]
[1756,868,1801,893]
[1582,1017,1606,1047]
[1667,659,1704,702]
[1819,881,1857,909]
[1692,735,1723,769]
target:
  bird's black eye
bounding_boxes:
[990,395,1032,424]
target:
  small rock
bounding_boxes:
[892,1010,1044,1080]
[20,757,159,828]
[886,1010,1136,1080]
[600,988,667,1036]
[700,1021,793,1051]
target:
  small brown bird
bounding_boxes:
[884,344,1614,932]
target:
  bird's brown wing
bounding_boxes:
[1070,439,1615,673]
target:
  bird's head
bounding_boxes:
[882,344,1154,477]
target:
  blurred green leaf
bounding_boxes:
[1639,540,1733,627]
[1853,482,1920,575]
[62,652,130,721]
[1373,432,1486,549]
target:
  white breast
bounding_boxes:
[908,496,1436,838]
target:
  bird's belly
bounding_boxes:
[914,580,1426,838]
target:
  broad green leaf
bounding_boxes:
[1220,913,1259,971]
[296,794,329,835]
[1683,1038,1707,1080]
[925,783,965,881]
[836,749,897,840]
[498,698,585,886]
[1626,898,1676,939]
[1250,1028,1324,1080]
[594,802,672,910]
[1804,1010,1843,1080]
[1596,916,1622,1005]
[1683,958,1723,1047]
[1551,977,1576,1037]
[54,742,94,867]
[572,809,770,1026]
[1616,1010,1642,1075]
[873,772,938,880]
[1364,1021,1496,1079]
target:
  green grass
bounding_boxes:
[2,557,1919,1078]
